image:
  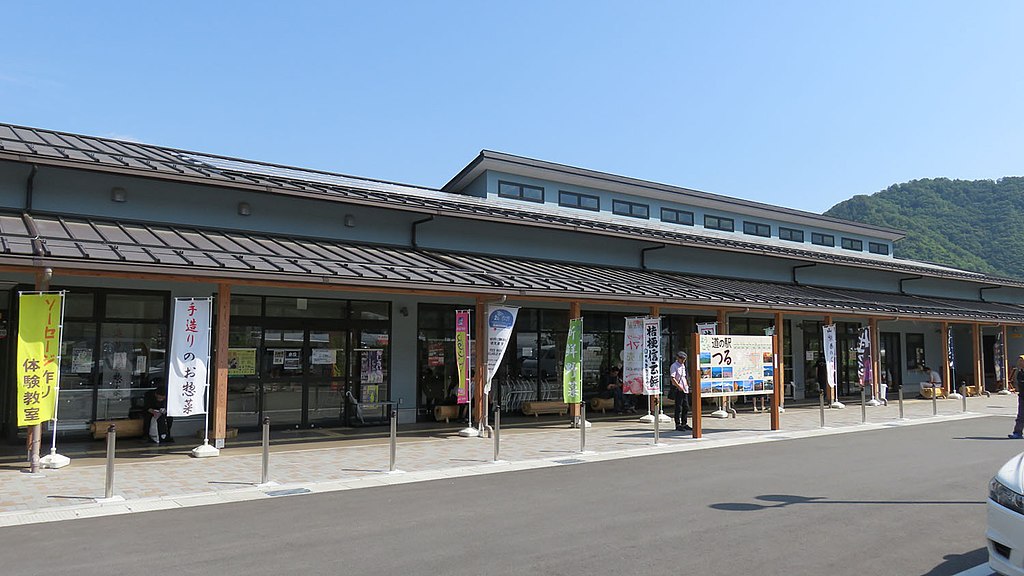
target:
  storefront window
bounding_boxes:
[96,322,166,420]
[230,295,262,317]
[265,297,347,319]
[105,293,165,320]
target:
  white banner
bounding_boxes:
[697,322,718,336]
[823,324,837,391]
[484,305,519,394]
[623,317,645,394]
[642,317,662,396]
[168,298,212,417]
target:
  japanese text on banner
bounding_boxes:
[563,318,583,403]
[623,317,644,394]
[168,299,211,417]
[17,293,63,426]
[455,310,470,405]
[642,317,661,396]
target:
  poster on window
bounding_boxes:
[642,317,662,396]
[228,348,257,377]
[485,305,519,394]
[563,318,583,403]
[283,350,301,372]
[360,349,383,384]
[311,348,338,366]
[623,317,644,394]
[455,310,470,405]
[698,335,774,398]
[427,340,445,367]
[71,347,92,373]
[823,324,837,391]
[168,298,211,417]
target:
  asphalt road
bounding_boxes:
[2,416,1021,576]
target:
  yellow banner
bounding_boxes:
[17,293,63,427]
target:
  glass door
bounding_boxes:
[262,328,305,428]
[307,330,348,427]
[349,327,391,425]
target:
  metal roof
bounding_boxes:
[0,123,1020,289]
[3,211,1023,323]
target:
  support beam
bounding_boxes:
[213,283,231,447]
[771,312,783,430]
[942,322,951,397]
[973,323,983,394]
[717,309,728,333]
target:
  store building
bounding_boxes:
[1,123,1023,444]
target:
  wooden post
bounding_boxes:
[1003,324,1010,392]
[692,332,702,439]
[771,312,783,430]
[942,322,951,397]
[569,301,581,421]
[213,283,231,447]
[474,298,486,424]
[973,323,983,394]
[823,315,833,405]
[870,317,881,401]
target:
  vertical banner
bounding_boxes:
[484,305,519,394]
[17,293,64,427]
[947,328,956,373]
[697,322,718,336]
[856,326,872,388]
[623,317,645,394]
[995,331,1005,383]
[563,318,583,403]
[823,324,837,391]
[455,310,470,405]
[642,317,662,395]
[168,298,212,417]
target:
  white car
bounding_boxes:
[989,452,1024,575]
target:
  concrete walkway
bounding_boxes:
[0,393,1016,526]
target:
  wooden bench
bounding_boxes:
[90,418,144,440]
[521,401,568,417]
[588,397,615,413]
[920,386,946,399]
[434,405,461,423]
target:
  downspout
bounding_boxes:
[25,164,38,212]
[410,215,434,249]
[641,243,666,271]
[791,263,816,285]
[898,275,922,295]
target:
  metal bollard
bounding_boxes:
[861,386,867,423]
[261,417,270,485]
[653,397,661,445]
[898,386,905,419]
[579,402,587,453]
[961,386,967,413]
[932,388,937,416]
[389,409,397,472]
[104,424,116,499]
[819,391,825,428]
[493,404,501,462]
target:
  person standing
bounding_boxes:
[670,351,691,432]
[1008,356,1024,439]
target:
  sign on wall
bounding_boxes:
[698,334,774,398]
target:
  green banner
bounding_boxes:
[563,318,583,403]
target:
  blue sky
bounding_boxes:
[2,1,1022,213]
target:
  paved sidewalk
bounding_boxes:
[0,393,1016,526]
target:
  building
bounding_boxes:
[1,123,1022,444]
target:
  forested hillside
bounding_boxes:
[824,177,1024,278]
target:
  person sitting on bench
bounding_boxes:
[143,378,174,444]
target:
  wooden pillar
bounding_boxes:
[942,322,951,396]
[213,283,231,447]
[569,301,582,420]
[870,317,881,400]
[771,312,783,430]
[692,332,702,438]
[473,298,486,423]
[973,323,983,394]
[823,315,833,405]
[1003,324,1010,392]
[717,309,728,333]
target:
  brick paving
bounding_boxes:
[0,393,1016,524]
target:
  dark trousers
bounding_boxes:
[143,412,174,440]
[674,393,690,429]
[1014,393,1024,435]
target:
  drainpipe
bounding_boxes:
[25,165,38,212]
[410,215,434,249]
[641,244,666,271]
[791,263,816,285]
[898,275,922,295]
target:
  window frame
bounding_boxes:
[811,232,835,247]
[742,221,771,238]
[611,199,650,219]
[704,214,735,232]
[841,237,864,251]
[868,242,889,255]
[497,180,544,203]
[779,227,804,242]
[660,207,694,226]
[558,190,600,211]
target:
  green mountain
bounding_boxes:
[824,177,1024,279]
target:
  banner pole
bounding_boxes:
[40,290,70,469]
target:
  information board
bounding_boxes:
[698,335,774,398]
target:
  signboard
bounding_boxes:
[642,317,662,395]
[168,298,211,417]
[485,305,519,394]
[698,334,774,398]
[227,348,257,377]
[623,317,644,394]
[311,348,338,366]
[563,318,583,403]
[697,322,718,336]
[360,349,383,384]
[16,293,63,427]
[455,310,470,405]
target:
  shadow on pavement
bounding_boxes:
[922,547,988,576]
[710,493,985,512]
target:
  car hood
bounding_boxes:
[996,452,1024,493]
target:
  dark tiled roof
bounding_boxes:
[1,123,1022,289]
[3,211,1023,323]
